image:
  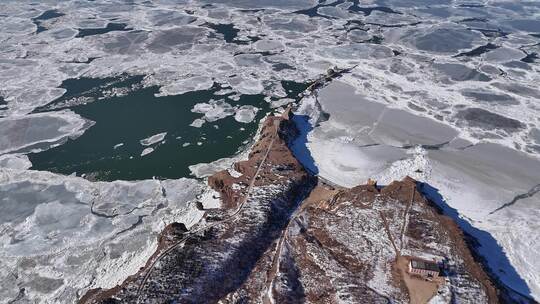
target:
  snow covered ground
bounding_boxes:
[293,80,540,301]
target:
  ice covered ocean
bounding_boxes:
[0,0,539,302]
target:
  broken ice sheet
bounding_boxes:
[140,147,154,157]
[234,105,259,123]
[0,110,91,155]
[191,100,235,122]
[140,132,167,146]
[0,168,203,303]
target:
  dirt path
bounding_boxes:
[399,186,415,251]
[263,183,339,304]
[263,223,287,304]
[390,186,440,304]
[379,210,400,258]
[263,190,308,304]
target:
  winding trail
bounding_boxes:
[379,210,400,258]
[399,186,415,251]
[263,189,310,304]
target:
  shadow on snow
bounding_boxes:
[419,182,535,303]
[290,114,319,176]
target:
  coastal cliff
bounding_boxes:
[81,109,498,304]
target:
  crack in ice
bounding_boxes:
[489,184,540,214]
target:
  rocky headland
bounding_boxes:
[81,108,500,304]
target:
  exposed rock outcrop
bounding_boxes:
[81,110,499,304]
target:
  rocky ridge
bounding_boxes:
[81,108,499,304]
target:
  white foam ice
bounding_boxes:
[228,168,243,178]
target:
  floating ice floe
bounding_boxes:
[157,76,214,96]
[191,100,235,122]
[234,105,259,123]
[113,143,124,149]
[190,118,205,128]
[0,110,92,155]
[191,101,259,125]
[140,132,167,146]
[0,154,32,170]
[140,147,154,157]
[270,98,294,108]
[189,156,235,178]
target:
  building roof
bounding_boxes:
[410,259,439,272]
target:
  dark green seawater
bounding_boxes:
[30,76,308,181]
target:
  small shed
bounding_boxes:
[408,258,440,279]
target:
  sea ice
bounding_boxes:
[1,0,540,301]
[0,167,203,303]
[192,100,235,122]
[140,147,154,157]
[113,143,124,149]
[234,105,259,123]
[198,188,222,209]
[0,110,91,155]
[0,154,32,170]
[140,132,167,146]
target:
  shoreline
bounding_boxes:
[80,107,501,304]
